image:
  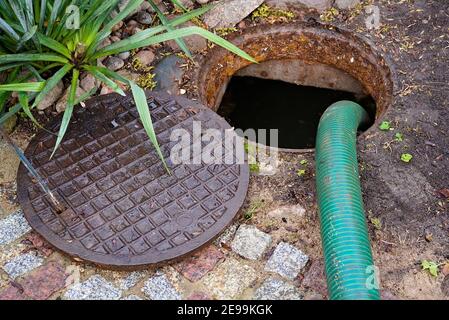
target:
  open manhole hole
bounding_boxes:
[194,22,394,151]
[17,92,249,269]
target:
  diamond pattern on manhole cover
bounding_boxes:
[17,92,249,268]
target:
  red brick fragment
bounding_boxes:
[301,259,327,298]
[174,245,224,282]
[0,285,26,300]
[22,232,54,257]
[20,261,68,300]
[187,291,212,300]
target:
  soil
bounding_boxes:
[295,1,445,299]
[1,0,448,299]
[203,0,449,299]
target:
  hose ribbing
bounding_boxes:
[315,101,380,300]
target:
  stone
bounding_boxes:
[0,243,26,267]
[167,21,208,53]
[264,242,308,280]
[254,277,303,300]
[153,55,184,95]
[174,245,224,282]
[381,289,400,300]
[117,69,141,83]
[132,27,143,35]
[115,0,144,17]
[202,0,265,28]
[121,294,144,300]
[124,20,138,35]
[335,0,361,10]
[118,271,145,290]
[214,223,238,247]
[2,252,44,280]
[231,225,272,260]
[142,272,181,300]
[0,210,31,245]
[443,263,449,276]
[21,261,68,300]
[37,80,64,110]
[257,160,278,176]
[140,1,152,11]
[1,114,17,133]
[100,85,115,96]
[179,0,195,9]
[135,10,153,25]
[55,86,86,113]
[265,0,332,11]
[301,259,327,297]
[0,172,18,213]
[98,37,112,50]
[0,285,26,300]
[110,35,121,43]
[442,276,449,297]
[118,51,131,60]
[267,205,306,221]
[133,50,156,66]
[64,275,122,300]
[196,0,210,4]
[80,73,99,93]
[236,60,365,94]
[111,20,124,32]
[23,232,54,257]
[105,56,125,71]
[187,291,212,300]
[145,0,165,13]
[202,258,257,299]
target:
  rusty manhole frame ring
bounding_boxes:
[17,92,249,269]
[191,21,396,153]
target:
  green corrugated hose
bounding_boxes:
[315,101,380,300]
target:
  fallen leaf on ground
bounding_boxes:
[437,188,449,198]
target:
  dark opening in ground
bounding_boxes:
[218,76,376,150]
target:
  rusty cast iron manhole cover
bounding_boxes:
[17,92,249,268]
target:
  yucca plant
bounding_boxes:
[0,0,255,165]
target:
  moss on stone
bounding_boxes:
[251,4,295,23]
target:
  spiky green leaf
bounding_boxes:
[129,81,169,172]
[51,68,79,158]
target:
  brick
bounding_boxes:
[301,259,327,297]
[21,261,68,300]
[0,285,26,300]
[174,245,224,282]
[22,232,54,257]
[186,291,212,300]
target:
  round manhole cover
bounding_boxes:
[17,92,249,268]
